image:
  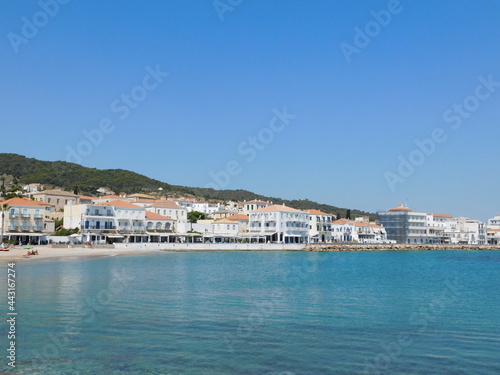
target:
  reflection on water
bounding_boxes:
[2,250,500,375]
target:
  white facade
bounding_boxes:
[304,210,333,243]
[331,218,388,243]
[248,204,308,243]
[146,201,187,223]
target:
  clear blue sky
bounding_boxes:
[1,0,499,221]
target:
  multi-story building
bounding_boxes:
[378,204,428,244]
[145,200,188,224]
[331,218,388,243]
[64,200,147,244]
[0,197,53,245]
[32,189,79,211]
[304,209,333,243]
[446,217,487,244]
[248,204,308,243]
[487,214,500,244]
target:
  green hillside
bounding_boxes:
[0,153,374,219]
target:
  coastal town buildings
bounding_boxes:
[0,197,54,245]
[331,218,388,243]
[487,214,500,244]
[379,204,488,244]
[248,204,309,243]
[144,200,188,224]
[304,209,333,243]
[378,204,428,244]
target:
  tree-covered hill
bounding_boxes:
[0,153,374,219]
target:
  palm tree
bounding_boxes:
[1,203,10,244]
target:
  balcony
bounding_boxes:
[8,226,19,232]
[34,214,43,219]
[83,226,117,231]
[85,212,113,217]
[21,213,31,218]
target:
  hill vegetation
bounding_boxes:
[0,153,375,220]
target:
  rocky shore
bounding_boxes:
[305,243,500,252]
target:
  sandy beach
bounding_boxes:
[0,245,164,263]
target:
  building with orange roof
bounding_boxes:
[303,209,334,243]
[378,204,429,244]
[331,217,388,243]
[145,211,176,242]
[32,189,79,211]
[379,204,486,244]
[248,204,308,243]
[0,197,53,244]
[145,200,187,223]
[64,201,147,244]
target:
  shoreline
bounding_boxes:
[1,243,499,263]
[305,243,500,251]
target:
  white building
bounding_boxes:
[64,200,147,244]
[304,209,333,243]
[145,200,188,223]
[248,204,308,243]
[487,214,500,244]
[331,218,388,243]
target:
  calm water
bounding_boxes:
[1,250,500,374]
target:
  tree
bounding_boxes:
[346,209,351,220]
[336,212,341,220]
[188,211,207,223]
[1,204,10,243]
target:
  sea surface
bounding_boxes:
[1,250,500,374]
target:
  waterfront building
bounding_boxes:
[145,211,176,243]
[331,218,388,243]
[64,200,147,244]
[304,209,333,243]
[248,204,308,243]
[487,214,500,244]
[0,197,53,245]
[378,204,428,244]
[145,200,188,223]
[446,217,487,245]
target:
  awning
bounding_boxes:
[107,235,124,239]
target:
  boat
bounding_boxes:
[0,247,9,252]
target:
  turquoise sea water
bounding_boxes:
[1,250,500,374]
